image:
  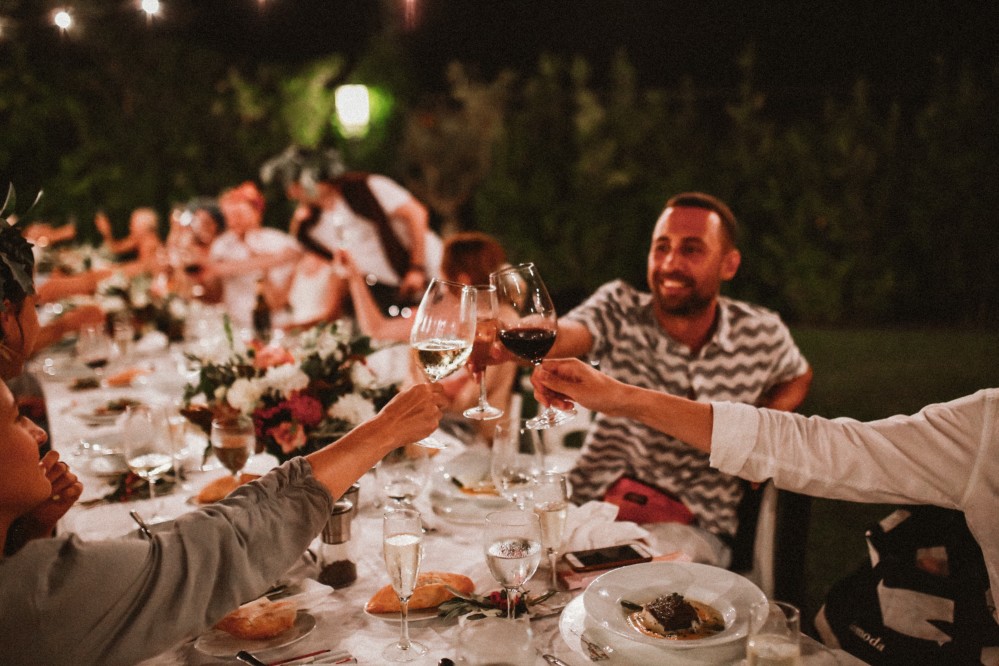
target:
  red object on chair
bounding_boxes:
[603,476,696,525]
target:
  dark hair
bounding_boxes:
[665,192,739,247]
[185,197,224,229]
[259,146,347,188]
[441,232,507,285]
[0,221,36,315]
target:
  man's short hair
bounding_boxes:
[665,192,739,248]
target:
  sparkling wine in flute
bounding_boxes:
[486,537,543,589]
[127,452,173,480]
[534,501,568,553]
[414,338,472,382]
[384,532,423,598]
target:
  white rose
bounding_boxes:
[262,364,310,399]
[226,378,263,414]
[327,393,376,426]
[168,298,187,319]
[350,361,377,390]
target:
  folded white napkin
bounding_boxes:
[563,501,653,553]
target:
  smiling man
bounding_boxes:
[546,192,813,565]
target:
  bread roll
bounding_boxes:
[365,571,475,613]
[195,473,261,504]
[214,597,296,640]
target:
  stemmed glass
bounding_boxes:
[532,471,572,609]
[210,416,255,480]
[122,405,173,511]
[375,444,430,509]
[382,508,427,662]
[490,263,576,429]
[77,324,113,378]
[490,419,543,510]
[483,509,543,619]
[409,278,476,448]
[462,284,503,421]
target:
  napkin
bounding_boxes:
[563,501,652,552]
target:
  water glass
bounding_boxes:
[747,600,802,666]
[456,616,534,665]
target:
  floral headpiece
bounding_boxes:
[0,185,39,312]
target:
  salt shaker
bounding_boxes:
[317,499,357,588]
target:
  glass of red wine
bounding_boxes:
[76,324,113,378]
[462,284,503,421]
[490,263,576,430]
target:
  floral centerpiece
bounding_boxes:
[182,321,399,462]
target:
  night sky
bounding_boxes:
[158,0,999,107]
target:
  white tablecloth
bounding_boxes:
[32,345,864,666]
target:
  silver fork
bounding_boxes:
[573,629,610,661]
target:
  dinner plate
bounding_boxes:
[363,607,439,624]
[428,450,509,523]
[582,561,766,650]
[72,396,144,426]
[193,610,316,657]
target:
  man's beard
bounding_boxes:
[651,272,716,317]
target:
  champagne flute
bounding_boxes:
[483,509,543,619]
[410,278,476,448]
[122,405,173,510]
[532,471,572,609]
[210,416,254,480]
[375,444,430,509]
[491,419,543,510]
[76,324,113,378]
[490,263,576,429]
[462,284,503,421]
[382,508,427,662]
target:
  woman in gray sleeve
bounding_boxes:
[532,357,998,627]
[0,381,446,666]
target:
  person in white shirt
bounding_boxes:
[203,182,301,329]
[532,357,999,626]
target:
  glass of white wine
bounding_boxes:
[483,508,543,619]
[532,471,572,609]
[382,508,427,662]
[491,419,543,510]
[747,600,802,666]
[210,416,255,480]
[409,278,476,449]
[122,405,173,509]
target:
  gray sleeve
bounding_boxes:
[562,280,629,360]
[0,457,333,666]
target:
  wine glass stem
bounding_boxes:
[549,550,559,591]
[506,587,515,619]
[477,374,489,408]
[148,478,156,501]
[399,597,411,649]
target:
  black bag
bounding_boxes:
[815,506,998,665]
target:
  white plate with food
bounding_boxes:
[72,396,144,426]
[428,450,510,522]
[582,561,766,650]
[193,610,315,657]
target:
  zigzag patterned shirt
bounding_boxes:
[563,280,809,538]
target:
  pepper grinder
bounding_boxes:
[317,499,357,588]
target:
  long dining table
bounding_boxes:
[33,341,864,666]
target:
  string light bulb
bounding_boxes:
[53,9,73,31]
[335,85,371,138]
[140,0,161,18]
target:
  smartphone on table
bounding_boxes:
[563,542,653,572]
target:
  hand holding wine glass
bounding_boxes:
[382,508,427,662]
[210,416,255,480]
[483,508,543,619]
[409,278,476,448]
[463,284,503,421]
[490,263,576,429]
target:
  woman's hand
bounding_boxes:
[21,451,83,539]
[374,383,447,449]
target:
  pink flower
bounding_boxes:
[269,421,307,455]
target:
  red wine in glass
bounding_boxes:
[497,327,556,364]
